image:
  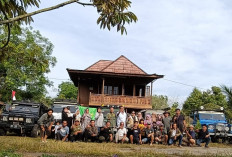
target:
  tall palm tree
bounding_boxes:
[221,85,232,108]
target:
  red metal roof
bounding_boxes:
[85,55,147,75]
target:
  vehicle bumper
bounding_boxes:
[0,122,34,132]
[209,133,232,137]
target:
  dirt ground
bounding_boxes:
[21,146,232,157]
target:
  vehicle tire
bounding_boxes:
[211,137,219,143]
[31,124,39,138]
[0,129,6,136]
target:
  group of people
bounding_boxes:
[37,106,211,148]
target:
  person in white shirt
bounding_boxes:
[95,107,104,133]
[117,106,127,127]
[115,122,129,143]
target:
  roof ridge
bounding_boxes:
[101,55,147,74]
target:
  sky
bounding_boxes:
[29,0,232,106]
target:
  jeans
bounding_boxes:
[168,135,183,145]
[197,137,211,146]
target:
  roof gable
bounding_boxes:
[102,55,147,74]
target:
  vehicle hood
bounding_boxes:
[199,119,227,125]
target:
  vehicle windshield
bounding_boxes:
[52,105,78,113]
[199,113,226,121]
[10,104,39,112]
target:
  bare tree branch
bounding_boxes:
[0,0,94,25]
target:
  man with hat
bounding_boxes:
[142,122,154,145]
[162,111,171,145]
[70,119,82,142]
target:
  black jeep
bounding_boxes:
[0,101,47,137]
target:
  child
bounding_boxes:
[138,119,146,140]
[53,121,61,139]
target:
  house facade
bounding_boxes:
[67,55,163,110]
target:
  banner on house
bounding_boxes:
[78,106,97,120]
[12,90,16,101]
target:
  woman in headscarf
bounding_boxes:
[81,108,91,131]
[73,109,81,124]
[144,114,152,127]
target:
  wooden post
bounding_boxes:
[133,84,136,97]
[122,83,124,96]
[150,82,153,97]
[102,78,105,95]
[77,82,80,103]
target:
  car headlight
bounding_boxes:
[14,117,19,121]
[9,117,13,121]
[3,116,8,121]
[19,118,24,122]
[208,125,215,130]
[216,125,223,131]
[26,118,32,123]
[231,126,232,131]
[225,127,229,132]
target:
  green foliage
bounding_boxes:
[0,0,137,35]
[0,26,56,102]
[152,95,169,110]
[183,86,227,115]
[221,85,232,109]
[58,81,77,100]
[195,120,202,130]
[170,102,179,117]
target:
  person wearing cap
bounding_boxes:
[155,125,165,144]
[142,122,154,146]
[70,120,82,142]
[162,111,171,145]
[185,125,196,146]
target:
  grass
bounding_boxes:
[0,136,231,157]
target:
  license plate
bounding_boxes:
[13,122,19,125]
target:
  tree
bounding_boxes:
[0,26,56,102]
[221,85,232,108]
[152,95,169,110]
[170,102,179,117]
[183,86,228,115]
[58,81,78,99]
[0,0,137,48]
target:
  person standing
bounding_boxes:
[117,106,127,128]
[137,112,143,121]
[106,106,116,128]
[173,109,186,133]
[38,109,54,142]
[95,107,104,133]
[73,109,81,123]
[81,108,91,132]
[162,111,172,145]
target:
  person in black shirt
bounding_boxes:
[196,124,210,148]
[129,121,142,144]
[99,121,113,142]
[173,108,186,133]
